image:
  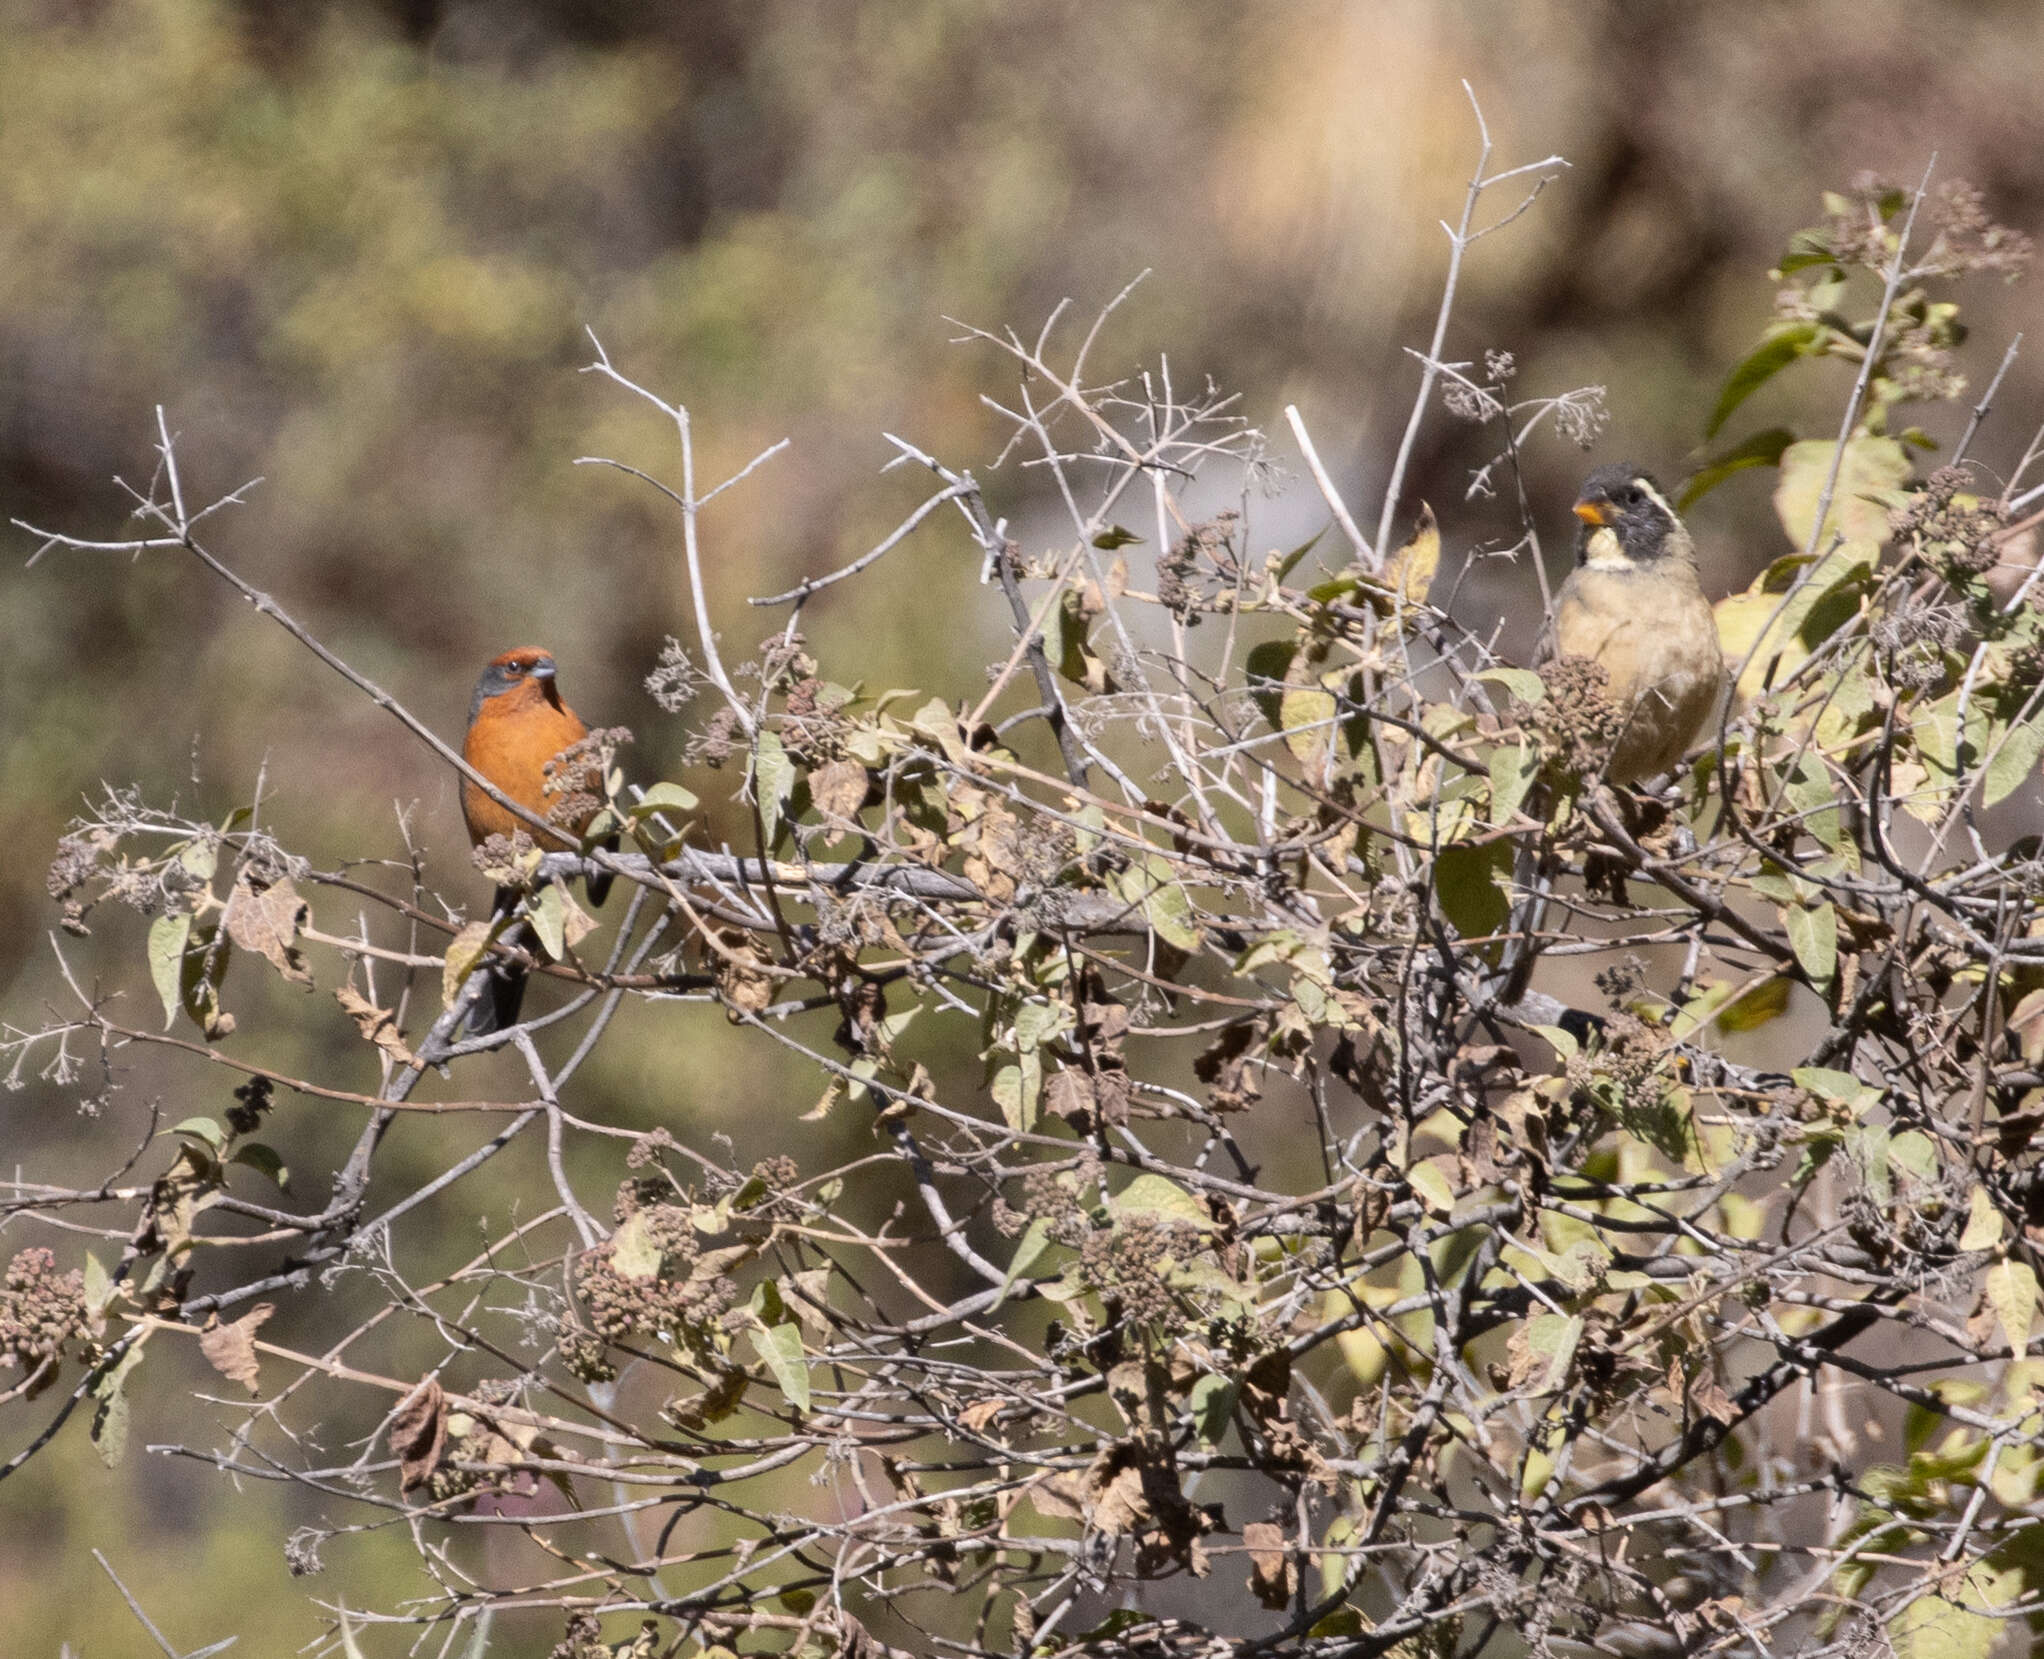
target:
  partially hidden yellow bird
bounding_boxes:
[1542,464,1725,783]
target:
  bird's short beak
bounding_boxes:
[1573,498,1611,526]
[530,662,556,682]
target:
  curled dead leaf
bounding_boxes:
[198,1303,274,1395]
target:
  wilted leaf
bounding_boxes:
[198,1304,274,1396]
[336,985,417,1068]
[1243,1521,1298,1610]
[223,870,313,987]
[808,759,869,845]
[389,1376,448,1493]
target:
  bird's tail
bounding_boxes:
[463,885,531,1037]
[584,833,617,909]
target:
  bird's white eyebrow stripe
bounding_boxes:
[1632,475,1680,523]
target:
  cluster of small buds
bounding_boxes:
[579,1191,737,1345]
[543,726,631,829]
[0,1248,88,1374]
[1076,1211,1198,1330]
[1155,512,1239,624]
[1534,655,1626,776]
[685,705,744,769]
[1890,466,2005,580]
[1564,1012,1672,1117]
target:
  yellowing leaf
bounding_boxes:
[1988,1259,2038,1358]
[442,920,495,1010]
[1773,436,1909,551]
[1959,1185,2005,1253]
[1381,502,1439,605]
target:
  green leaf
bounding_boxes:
[1983,712,2044,808]
[1487,742,1540,827]
[1111,853,1203,952]
[1433,841,1512,964]
[1475,666,1546,704]
[1244,640,1296,731]
[148,912,192,1030]
[82,1252,112,1316]
[172,1116,229,1153]
[750,1315,811,1414]
[1521,1312,1583,1393]
[1715,976,1794,1034]
[1271,527,1325,584]
[1190,1374,1235,1445]
[1112,1174,1212,1228]
[529,882,567,959]
[1407,1158,1454,1217]
[751,731,796,850]
[90,1346,144,1469]
[1784,900,1837,988]
[1280,679,1337,773]
[630,780,700,816]
[1680,426,1797,510]
[1706,326,1819,438]
[230,1142,290,1191]
[995,1218,1052,1308]
[989,1060,1038,1134]
[1793,1066,1882,1115]
[1890,1595,1998,1659]
[1777,226,1839,274]
[1958,1185,2005,1253]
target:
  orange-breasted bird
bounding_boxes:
[461,647,612,1033]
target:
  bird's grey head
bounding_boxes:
[1573,465,1684,566]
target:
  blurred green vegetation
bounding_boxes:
[5,0,2042,1648]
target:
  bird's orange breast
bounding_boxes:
[461,684,593,850]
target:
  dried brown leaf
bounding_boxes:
[1243,1520,1297,1610]
[390,1376,448,1494]
[335,985,418,1068]
[223,871,313,987]
[197,1303,274,1395]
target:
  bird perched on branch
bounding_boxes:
[461,647,612,1033]
[1540,465,1724,783]
[1497,468,1724,1008]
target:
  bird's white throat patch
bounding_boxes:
[1583,526,1630,570]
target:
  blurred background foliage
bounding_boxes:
[4,0,2042,1649]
